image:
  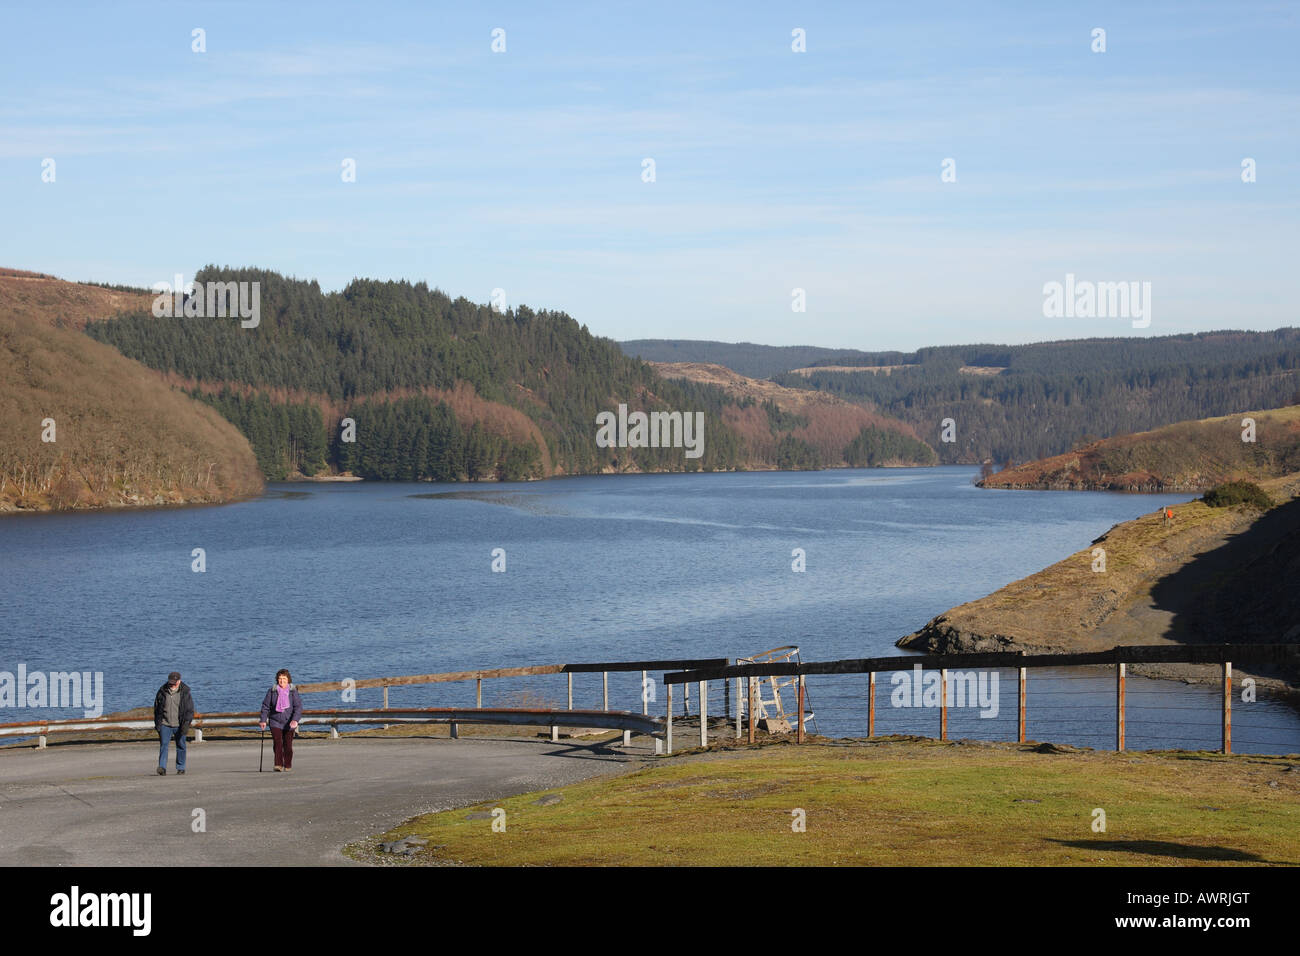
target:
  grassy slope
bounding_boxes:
[354,740,1300,866]
[622,340,877,379]
[980,405,1300,492]
[0,310,263,512]
[0,269,153,330]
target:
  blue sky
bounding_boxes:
[2,1,1297,350]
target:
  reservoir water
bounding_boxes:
[2,467,1296,753]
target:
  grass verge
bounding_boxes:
[351,737,1300,866]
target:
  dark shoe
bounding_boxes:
[157,767,166,775]
[177,769,185,775]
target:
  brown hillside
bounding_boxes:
[0,311,263,513]
[651,361,932,466]
[899,472,1300,693]
[0,269,153,330]
[980,405,1300,492]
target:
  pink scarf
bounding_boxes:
[276,686,291,711]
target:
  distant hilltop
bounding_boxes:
[0,267,153,331]
[621,339,882,380]
[625,333,1300,468]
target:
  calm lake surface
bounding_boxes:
[2,467,1296,753]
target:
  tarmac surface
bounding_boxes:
[0,733,654,865]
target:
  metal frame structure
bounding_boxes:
[736,645,818,736]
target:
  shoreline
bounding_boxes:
[898,472,1300,710]
[2,463,982,515]
[0,487,264,519]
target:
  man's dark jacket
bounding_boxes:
[154,682,195,732]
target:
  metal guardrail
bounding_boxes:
[298,657,728,715]
[0,706,667,753]
[0,657,726,753]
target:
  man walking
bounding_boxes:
[154,671,195,775]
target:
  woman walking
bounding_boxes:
[259,669,303,772]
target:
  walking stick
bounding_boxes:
[259,727,265,772]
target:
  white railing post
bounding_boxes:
[700,680,708,747]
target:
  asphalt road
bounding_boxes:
[0,733,652,865]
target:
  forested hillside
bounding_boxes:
[83,268,854,480]
[772,331,1300,465]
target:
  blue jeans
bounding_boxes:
[158,724,187,771]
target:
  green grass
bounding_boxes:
[355,739,1300,866]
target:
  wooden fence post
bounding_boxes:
[1116,662,1126,752]
[567,672,573,711]
[868,671,875,738]
[797,675,805,744]
[1017,668,1026,743]
[939,668,948,741]
[602,671,609,711]
[476,678,482,709]
[641,669,648,716]
[666,682,674,755]
[1222,661,1232,755]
